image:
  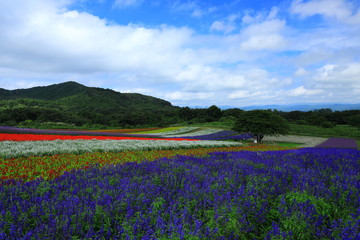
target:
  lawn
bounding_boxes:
[289,124,360,139]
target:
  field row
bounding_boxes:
[0,145,292,182]
[0,138,242,159]
[0,126,253,140]
[1,148,359,239]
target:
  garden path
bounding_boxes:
[263,135,327,147]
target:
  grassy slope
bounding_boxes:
[289,124,360,139]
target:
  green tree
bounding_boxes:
[206,105,222,121]
[232,110,289,143]
[345,114,360,128]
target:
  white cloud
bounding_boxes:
[114,88,153,94]
[113,0,142,8]
[172,1,203,18]
[287,86,323,96]
[228,90,263,99]
[294,68,308,76]
[315,63,360,85]
[210,21,236,34]
[0,0,359,107]
[0,0,195,75]
[210,14,239,34]
[285,63,360,102]
[165,91,212,101]
[241,34,286,50]
[291,0,360,24]
[240,19,287,50]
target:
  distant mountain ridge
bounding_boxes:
[0,81,177,127]
[0,81,88,101]
[0,81,172,106]
[218,103,360,112]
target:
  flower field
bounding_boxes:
[0,126,359,239]
[316,137,358,149]
[0,133,197,142]
[0,145,290,182]
[1,148,359,239]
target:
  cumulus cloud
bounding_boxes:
[291,0,360,24]
[239,11,287,51]
[294,68,308,76]
[0,0,195,75]
[287,86,323,96]
[0,0,359,106]
[210,14,238,34]
[315,63,360,86]
[285,63,360,103]
[210,21,235,34]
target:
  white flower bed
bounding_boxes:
[0,139,241,158]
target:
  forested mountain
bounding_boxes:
[0,81,179,127]
[0,82,88,100]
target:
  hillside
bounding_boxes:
[0,81,179,127]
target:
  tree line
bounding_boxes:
[0,101,359,130]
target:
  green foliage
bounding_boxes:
[233,110,290,143]
[345,114,360,128]
[0,82,179,128]
[206,105,222,121]
[269,191,336,240]
[289,124,360,139]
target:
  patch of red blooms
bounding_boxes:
[0,133,199,142]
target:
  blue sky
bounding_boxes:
[0,0,359,107]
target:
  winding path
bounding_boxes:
[264,135,358,149]
[264,135,327,148]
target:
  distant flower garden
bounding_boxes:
[0,126,359,239]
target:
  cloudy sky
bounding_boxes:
[0,0,359,107]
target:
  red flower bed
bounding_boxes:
[0,133,198,142]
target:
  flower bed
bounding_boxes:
[171,130,237,139]
[315,137,358,149]
[0,126,159,138]
[0,145,294,182]
[206,133,254,141]
[0,133,194,142]
[1,148,359,239]
[0,139,241,159]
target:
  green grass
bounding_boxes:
[289,124,360,140]
[274,142,303,147]
[182,120,234,130]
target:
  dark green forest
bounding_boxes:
[0,82,359,132]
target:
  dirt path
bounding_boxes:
[263,135,328,148]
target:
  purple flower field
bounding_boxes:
[177,130,238,140]
[316,138,358,149]
[1,148,359,239]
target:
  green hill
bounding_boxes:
[0,81,179,127]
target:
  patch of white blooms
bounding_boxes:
[0,139,241,158]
